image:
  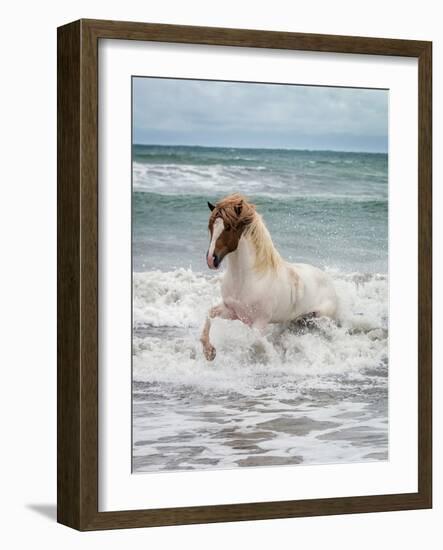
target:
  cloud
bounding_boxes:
[133,77,388,152]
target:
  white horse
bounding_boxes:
[200,194,337,361]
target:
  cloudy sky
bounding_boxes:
[133,77,388,153]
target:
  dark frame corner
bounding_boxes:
[57,19,432,531]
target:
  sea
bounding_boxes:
[132,144,389,473]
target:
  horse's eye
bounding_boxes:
[225,225,231,231]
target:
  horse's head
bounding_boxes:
[206,194,255,269]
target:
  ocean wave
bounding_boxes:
[133,268,221,328]
[132,161,387,202]
[133,161,273,195]
[132,268,388,392]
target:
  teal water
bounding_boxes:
[133,145,388,273]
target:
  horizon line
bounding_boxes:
[133,142,388,155]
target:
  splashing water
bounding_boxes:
[132,268,388,472]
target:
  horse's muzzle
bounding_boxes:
[206,251,220,269]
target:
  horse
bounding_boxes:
[200,193,337,361]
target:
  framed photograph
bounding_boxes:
[57,19,432,530]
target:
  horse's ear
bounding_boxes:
[208,201,215,212]
[234,201,243,217]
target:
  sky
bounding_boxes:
[133,77,388,153]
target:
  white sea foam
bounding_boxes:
[133,268,221,328]
[133,162,271,195]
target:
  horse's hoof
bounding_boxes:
[204,345,216,361]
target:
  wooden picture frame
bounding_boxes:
[57,19,432,530]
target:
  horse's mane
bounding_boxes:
[213,193,282,272]
[244,212,283,272]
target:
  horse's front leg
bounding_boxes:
[200,303,234,361]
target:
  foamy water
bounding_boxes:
[132,268,388,472]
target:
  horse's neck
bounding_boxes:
[227,216,283,281]
[226,237,256,279]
